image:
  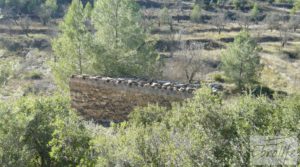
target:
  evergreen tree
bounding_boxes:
[37,0,58,25]
[232,0,247,10]
[191,4,202,23]
[195,0,211,8]
[51,0,94,90]
[292,0,300,14]
[221,31,262,90]
[217,0,227,7]
[159,7,172,26]
[92,0,161,78]
[251,3,259,23]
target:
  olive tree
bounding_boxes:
[180,41,206,83]
[210,12,226,34]
[265,13,281,31]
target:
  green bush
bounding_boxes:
[292,47,300,59]
[0,95,95,166]
[232,0,247,10]
[23,71,44,80]
[280,49,300,60]
[191,5,202,23]
[0,88,299,166]
[213,73,225,83]
[159,7,172,25]
[92,87,300,166]
[0,61,15,86]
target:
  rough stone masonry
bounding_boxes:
[70,75,201,125]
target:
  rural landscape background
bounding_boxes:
[0,0,299,166]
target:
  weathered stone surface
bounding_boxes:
[70,75,199,124]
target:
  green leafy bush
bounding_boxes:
[92,87,300,166]
[23,71,44,80]
[0,61,15,86]
[0,88,299,166]
[213,73,225,83]
[159,7,172,25]
[191,5,202,23]
[0,95,95,166]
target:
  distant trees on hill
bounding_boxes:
[265,13,300,47]
[159,7,172,29]
[292,0,300,13]
[0,0,94,16]
[192,0,300,10]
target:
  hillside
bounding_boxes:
[0,0,299,101]
[137,0,300,93]
[0,0,299,166]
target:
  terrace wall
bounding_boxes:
[70,75,199,125]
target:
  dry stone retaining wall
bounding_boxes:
[70,75,200,125]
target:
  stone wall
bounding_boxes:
[70,75,200,124]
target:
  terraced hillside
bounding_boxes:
[0,18,58,100]
[139,0,300,93]
[0,0,299,100]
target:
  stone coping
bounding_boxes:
[71,75,201,94]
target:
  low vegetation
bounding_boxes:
[0,88,299,166]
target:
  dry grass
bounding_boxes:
[149,1,300,93]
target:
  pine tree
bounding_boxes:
[191,4,202,23]
[251,3,259,23]
[292,0,300,14]
[51,0,93,89]
[37,0,58,25]
[232,0,247,10]
[221,31,262,90]
[159,7,172,26]
[92,0,161,78]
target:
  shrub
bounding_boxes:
[23,71,44,80]
[1,88,299,166]
[250,3,259,23]
[232,0,247,10]
[191,5,202,23]
[0,61,15,86]
[292,47,300,59]
[92,87,300,166]
[0,95,95,166]
[251,85,275,98]
[159,7,172,25]
[213,73,225,83]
